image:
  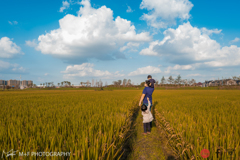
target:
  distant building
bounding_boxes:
[22,80,28,86]
[236,80,240,85]
[7,79,20,87]
[0,79,33,89]
[196,82,202,87]
[0,80,7,85]
[28,80,33,86]
[202,79,240,87]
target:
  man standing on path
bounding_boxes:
[139,80,154,128]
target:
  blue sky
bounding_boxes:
[0,0,240,85]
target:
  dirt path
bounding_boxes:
[125,104,177,160]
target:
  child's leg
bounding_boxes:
[150,121,152,128]
[147,122,151,132]
[143,123,147,133]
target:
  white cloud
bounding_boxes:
[140,0,193,28]
[187,73,201,77]
[61,63,124,78]
[126,6,133,13]
[120,42,139,52]
[0,60,26,73]
[230,37,240,43]
[0,37,23,58]
[44,73,49,76]
[25,39,38,47]
[36,0,151,62]
[59,1,70,12]
[140,22,240,67]
[201,27,222,35]
[128,66,161,76]
[165,64,195,73]
[8,21,18,25]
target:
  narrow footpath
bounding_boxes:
[126,105,176,160]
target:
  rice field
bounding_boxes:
[0,90,140,160]
[153,90,240,159]
[1,89,239,160]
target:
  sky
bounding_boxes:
[0,0,240,85]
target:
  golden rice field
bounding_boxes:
[0,89,240,160]
[0,90,140,160]
[153,90,240,159]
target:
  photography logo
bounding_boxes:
[1,149,71,158]
[200,149,210,158]
[1,149,19,158]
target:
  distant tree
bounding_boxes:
[188,79,196,86]
[181,79,187,86]
[95,81,98,87]
[113,81,117,87]
[174,79,178,85]
[99,80,103,87]
[140,82,145,87]
[232,76,238,80]
[127,79,131,86]
[87,80,90,87]
[95,80,98,87]
[168,76,174,85]
[123,79,127,87]
[161,76,165,85]
[92,79,94,87]
[176,75,181,85]
[105,81,108,87]
[118,80,122,86]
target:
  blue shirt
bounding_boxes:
[142,87,154,104]
[149,79,155,88]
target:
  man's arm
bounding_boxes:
[139,94,145,106]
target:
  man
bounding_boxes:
[139,80,154,127]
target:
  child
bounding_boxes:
[147,75,156,89]
[141,97,154,135]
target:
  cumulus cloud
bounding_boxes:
[0,37,23,58]
[165,64,195,73]
[128,66,161,76]
[61,63,124,78]
[59,1,70,12]
[35,0,151,63]
[25,39,38,47]
[230,37,240,43]
[126,6,133,13]
[140,0,193,28]
[0,60,26,73]
[120,42,140,52]
[140,22,240,67]
[201,28,222,35]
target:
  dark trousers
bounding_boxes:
[143,122,151,133]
